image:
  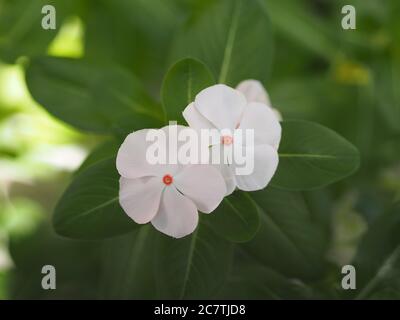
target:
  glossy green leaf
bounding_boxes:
[272,120,360,190]
[155,220,233,299]
[206,190,260,243]
[53,158,138,239]
[243,187,329,280]
[26,56,164,134]
[352,203,400,299]
[171,0,273,86]
[161,58,214,124]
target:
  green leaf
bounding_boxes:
[206,190,260,243]
[0,0,78,63]
[53,158,138,239]
[84,0,183,87]
[243,187,329,280]
[155,220,233,299]
[218,259,313,299]
[352,203,400,299]
[75,139,119,175]
[98,226,158,299]
[161,58,215,124]
[171,0,273,86]
[26,56,164,134]
[272,120,360,190]
[260,0,338,60]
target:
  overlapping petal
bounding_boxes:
[238,102,281,149]
[119,176,165,224]
[234,144,279,191]
[194,84,246,130]
[236,79,271,106]
[151,186,199,238]
[174,165,226,213]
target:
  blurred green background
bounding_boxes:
[0,0,399,299]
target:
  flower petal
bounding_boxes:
[195,84,246,130]
[238,102,282,149]
[209,144,237,195]
[182,102,216,130]
[234,144,279,192]
[236,79,271,106]
[174,165,226,213]
[119,176,165,224]
[116,126,184,179]
[151,186,198,238]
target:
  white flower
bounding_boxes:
[183,84,281,195]
[116,125,226,238]
[236,79,282,121]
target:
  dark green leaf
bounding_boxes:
[26,56,164,134]
[98,226,158,299]
[155,220,233,299]
[352,203,400,299]
[243,187,329,280]
[161,58,214,124]
[75,139,119,175]
[272,120,360,190]
[218,258,313,299]
[53,158,138,239]
[206,191,260,243]
[171,0,273,86]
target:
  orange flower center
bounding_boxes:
[162,174,173,185]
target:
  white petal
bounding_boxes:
[174,165,226,213]
[182,102,216,130]
[238,102,282,150]
[195,84,246,130]
[272,108,283,122]
[209,144,237,195]
[119,176,165,224]
[116,127,182,179]
[151,186,199,238]
[234,144,279,192]
[236,79,272,106]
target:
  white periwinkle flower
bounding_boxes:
[183,84,281,195]
[236,79,282,121]
[116,125,226,238]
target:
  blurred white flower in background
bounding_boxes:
[236,79,282,121]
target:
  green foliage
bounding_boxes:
[171,0,274,86]
[1,0,398,300]
[352,203,400,299]
[162,58,215,124]
[207,191,260,243]
[272,120,360,190]
[26,57,164,134]
[53,159,138,239]
[155,221,233,299]
[0,0,79,63]
[244,187,329,280]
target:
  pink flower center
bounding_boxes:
[162,174,173,186]
[221,135,233,145]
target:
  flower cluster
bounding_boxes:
[116,80,282,238]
